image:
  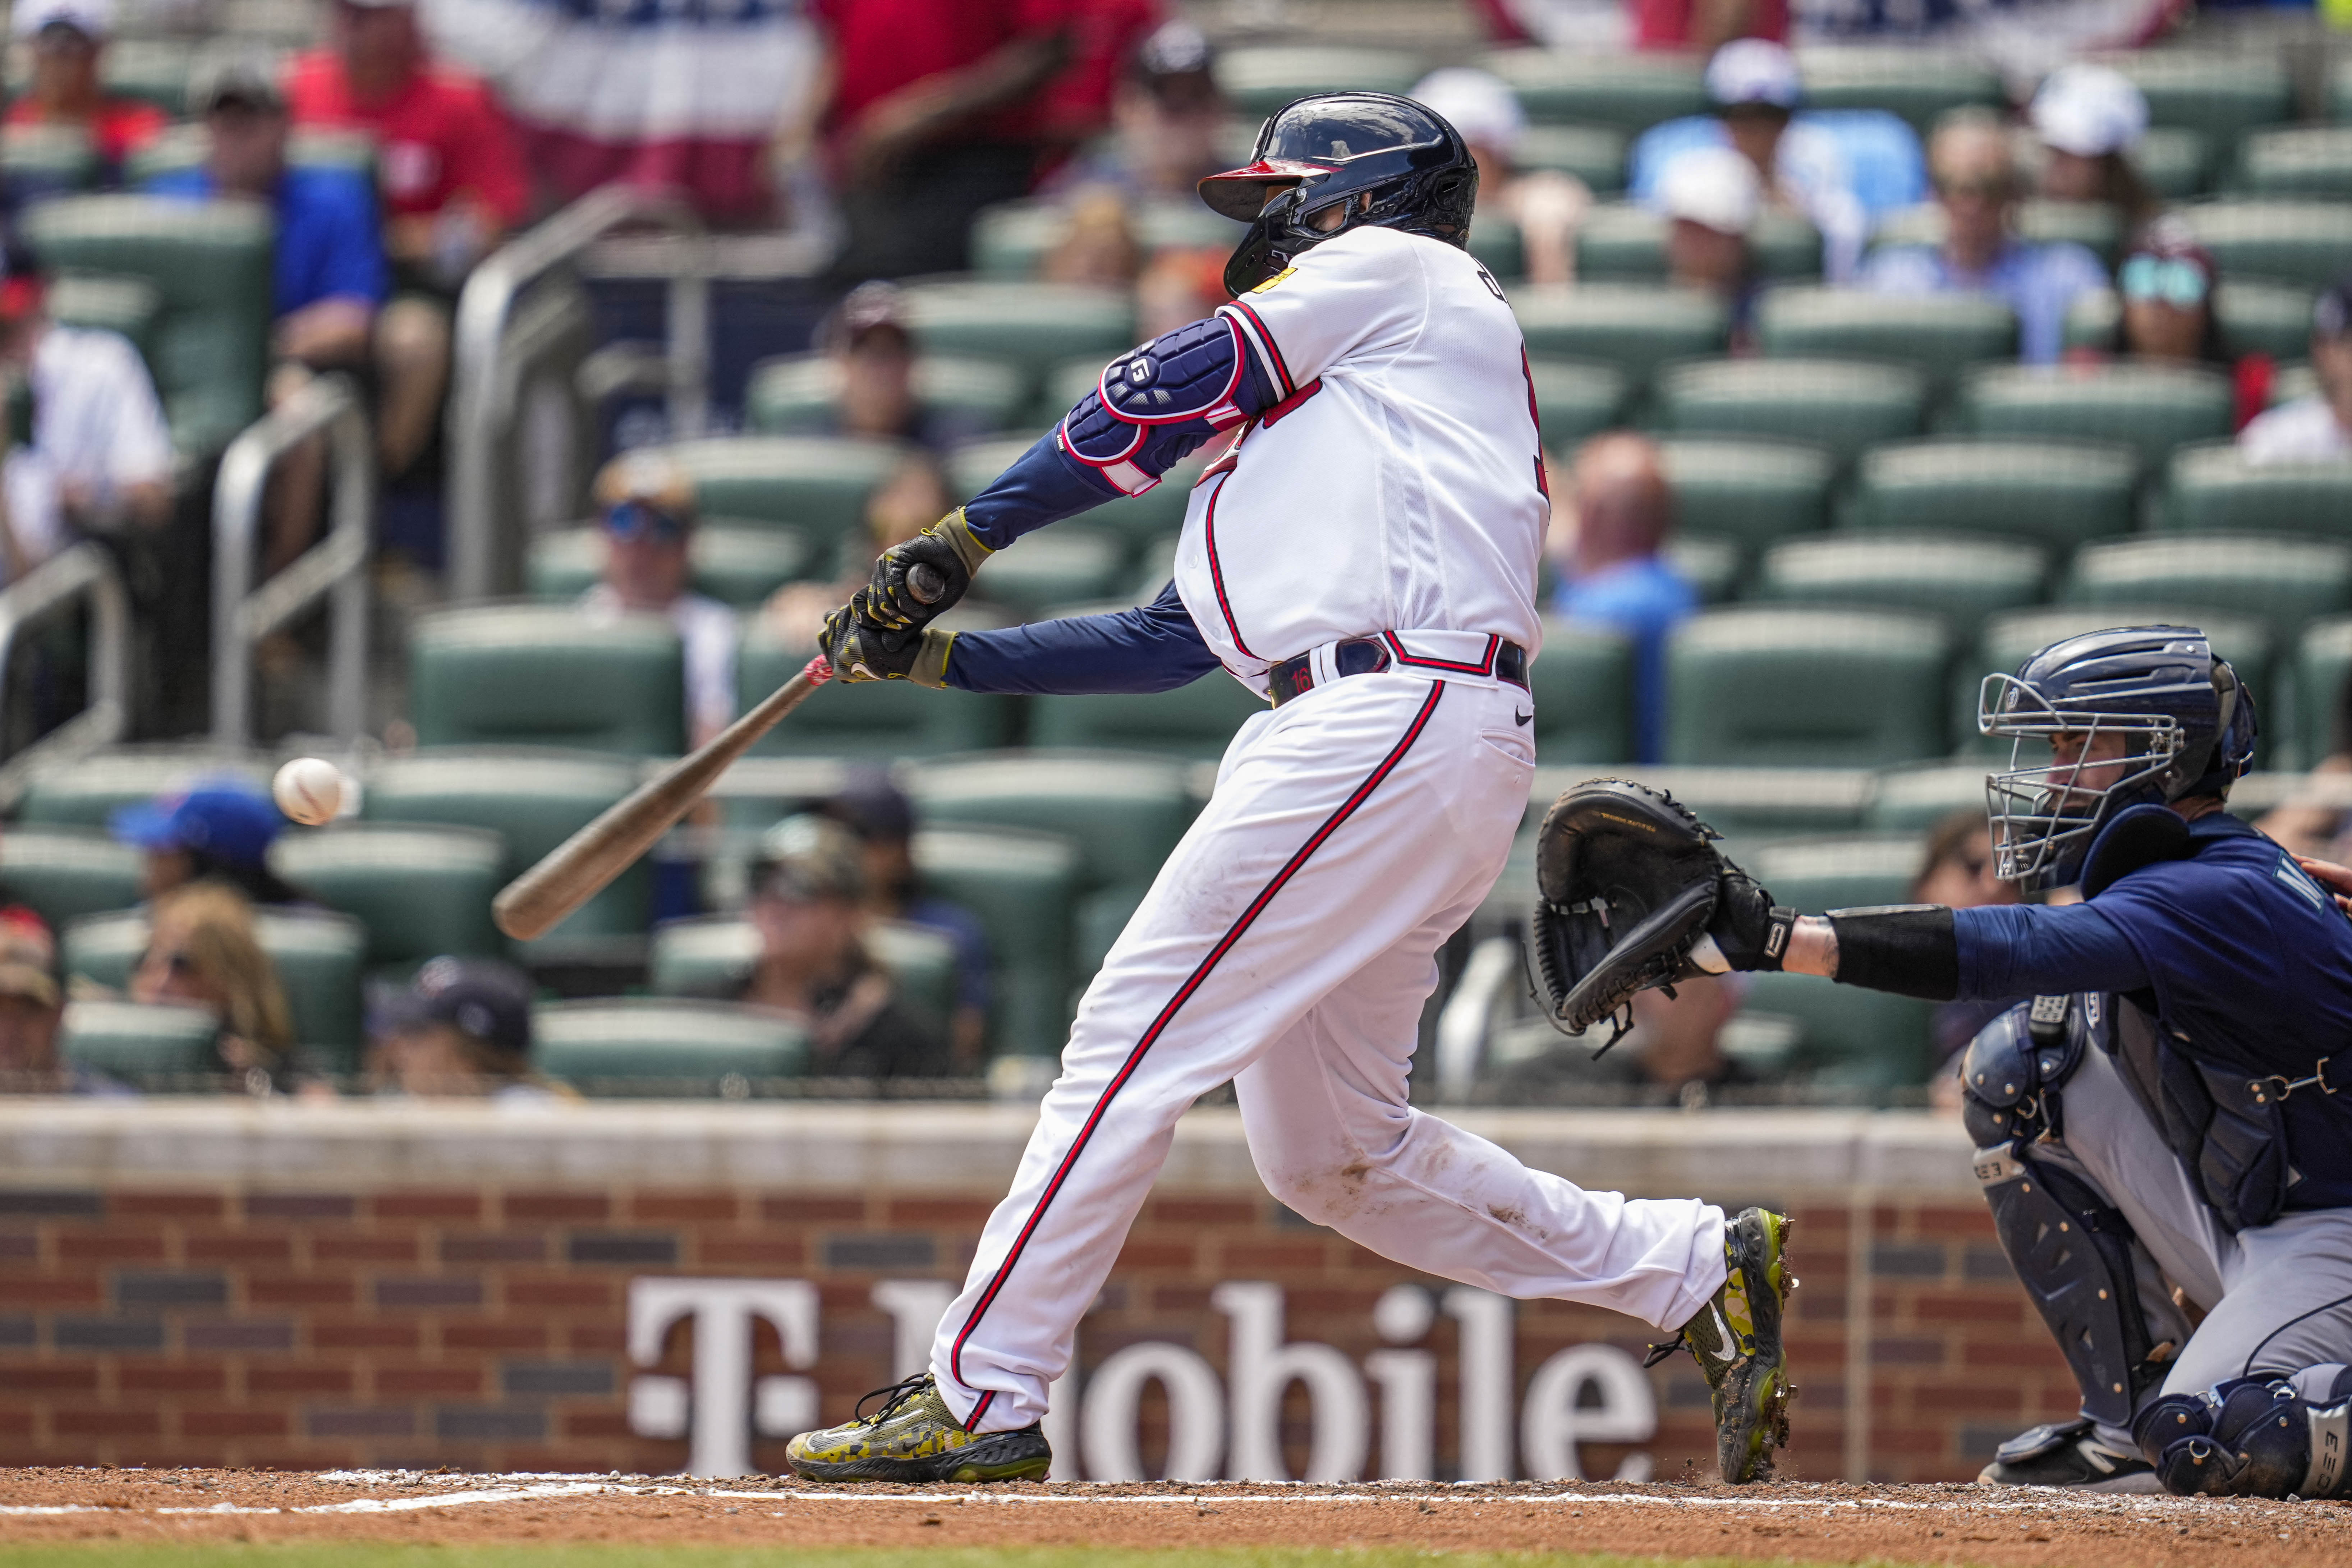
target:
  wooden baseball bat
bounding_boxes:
[491,564,946,942]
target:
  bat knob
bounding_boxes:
[908,562,949,605]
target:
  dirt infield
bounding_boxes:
[2,1469,2349,1565]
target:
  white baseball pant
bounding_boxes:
[931,664,1730,1432]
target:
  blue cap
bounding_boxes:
[109,775,282,866]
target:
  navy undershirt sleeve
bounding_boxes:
[1952,902,2152,999]
[943,581,1225,695]
[961,432,1125,550]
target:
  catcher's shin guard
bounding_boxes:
[1648,1207,1795,1484]
[2136,1369,2352,1498]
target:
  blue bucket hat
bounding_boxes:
[109,775,282,867]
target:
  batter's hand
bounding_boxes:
[867,510,991,631]
[820,593,952,686]
[2296,855,2352,914]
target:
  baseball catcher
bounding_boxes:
[1539,625,2352,1499]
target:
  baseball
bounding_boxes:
[272,757,348,827]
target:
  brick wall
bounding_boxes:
[0,1160,2080,1483]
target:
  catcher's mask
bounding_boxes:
[1198,92,1478,296]
[1978,624,2255,893]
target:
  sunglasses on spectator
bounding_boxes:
[2121,254,2210,308]
[604,500,688,544]
[142,948,196,976]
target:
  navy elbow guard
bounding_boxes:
[1825,904,1960,1000]
[1058,315,1263,495]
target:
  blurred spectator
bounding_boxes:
[814,0,1079,280]
[146,55,391,573]
[715,815,952,1079]
[1548,432,1695,764]
[2029,63,2159,240]
[2087,217,2271,427]
[1046,19,1223,202]
[808,283,987,452]
[1026,0,1163,161]
[2259,673,2352,860]
[3,0,166,176]
[763,449,955,647]
[1860,110,2107,366]
[129,882,295,1083]
[110,775,302,905]
[369,955,558,1100]
[2239,274,2352,464]
[579,452,736,749]
[1630,43,1867,282]
[1499,974,1752,1104]
[1411,67,1590,287]
[1657,145,1760,341]
[1039,185,1143,288]
[0,245,174,587]
[821,771,991,1069]
[1912,808,2021,1095]
[0,907,96,1094]
[1135,246,1228,339]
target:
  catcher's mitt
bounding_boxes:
[1530,779,1734,1047]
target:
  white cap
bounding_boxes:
[13,0,112,40]
[1410,67,1526,162]
[1705,39,1802,110]
[2030,64,2147,158]
[1658,145,1761,235]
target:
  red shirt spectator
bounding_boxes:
[287,50,528,230]
[1632,0,1788,51]
[815,0,1076,153]
[1030,0,1161,149]
[5,0,165,167]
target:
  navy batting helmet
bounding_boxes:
[1198,92,1478,298]
[1977,624,2258,892]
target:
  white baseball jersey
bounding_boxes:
[1173,224,1549,690]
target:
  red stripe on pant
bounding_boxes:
[947,680,1450,1428]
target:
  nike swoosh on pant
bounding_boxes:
[1513,710,1532,727]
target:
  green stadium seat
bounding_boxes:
[362,750,648,950]
[1737,969,1934,1089]
[899,279,1136,387]
[2176,202,2352,291]
[2337,56,2352,124]
[1,40,203,114]
[2137,126,2212,199]
[1479,50,1707,132]
[1574,202,1823,281]
[1754,286,2016,395]
[13,745,270,826]
[2295,617,2352,766]
[1664,533,1741,603]
[1842,438,2139,551]
[969,198,1242,278]
[1528,358,1629,446]
[1966,606,2272,759]
[125,124,378,187]
[1956,363,2233,469]
[0,124,99,204]
[1516,124,1630,193]
[60,906,367,1068]
[1795,49,2004,134]
[2066,533,2352,647]
[533,998,811,1093]
[1865,761,1993,831]
[269,824,506,973]
[57,999,220,1084]
[1666,607,1951,765]
[973,526,1130,618]
[525,524,816,608]
[648,915,959,1028]
[2100,51,2294,142]
[1027,660,1267,761]
[1871,199,2124,265]
[952,434,1194,545]
[1656,437,1835,556]
[408,604,684,756]
[913,824,1081,1058]
[654,436,906,557]
[1527,620,1635,765]
[1213,45,1422,118]
[2230,127,2352,200]
[1745,831,1925,911]
[20,195,272,454]
[1754,533,2048,642]
[1469,212,1525,281]
[46,271,163,365]
[745,353,1029,437]
[0,827,140,930]
[2157,443,2352,538]
[1512,284,1730,391]
[1654,358,1926,465]
[735,622,1016,758]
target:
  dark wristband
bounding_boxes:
[1824,904,1960,1000]
[1756,906,1798,971]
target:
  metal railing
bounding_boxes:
[211,373,373,746]
[446,186,704,603]
[0,541,130,808]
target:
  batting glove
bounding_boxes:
[867,509,992,631]
[820,593,953,687]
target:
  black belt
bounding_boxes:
[1268,636,1528,708]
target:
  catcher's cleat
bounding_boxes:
[1648,1206,1795,1484]
[1977,1420,2158,1492]
[784,1373,1052,1484]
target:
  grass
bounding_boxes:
[0,1550,1953,1568]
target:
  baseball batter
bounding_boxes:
[786,93,1795,1486]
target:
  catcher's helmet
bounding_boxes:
[1977,624,2257,892]
[1198,92,1478,297]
